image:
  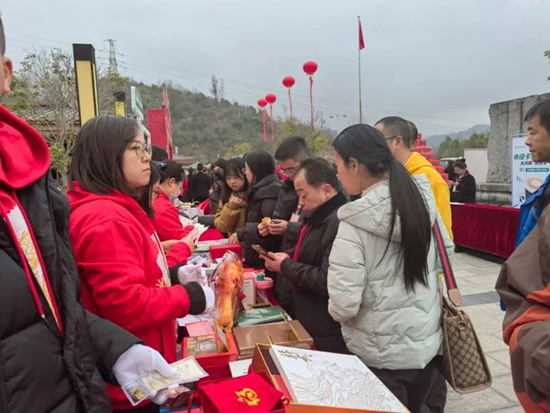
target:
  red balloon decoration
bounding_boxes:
[282,76,295,88]
[303,61,318,128]
[265,93,277,104]
[265,93,277,144]
[303,61,318,76]
[282,76,295,118]
[257,98,268,143]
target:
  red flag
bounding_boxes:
[359,18,365,50]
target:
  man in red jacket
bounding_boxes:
[0,14,180,412]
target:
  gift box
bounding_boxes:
[198,371,286,413]
[250,345,409,413]
[182,330,239,374]
[210,244,243,260]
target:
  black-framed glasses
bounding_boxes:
[385,135,399,141]
[281,167,297,176]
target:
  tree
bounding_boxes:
[224,141,253,158]
[277,114,330,157]
[1,49,125,187]
[437,132,489,158]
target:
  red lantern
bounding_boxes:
[303,61,318,76]
[265,93,277,104]
[303,61,318,128]
[257,98,268,143]
[265,94,277,144]
[282,76,295,118]
[282,76,295,88]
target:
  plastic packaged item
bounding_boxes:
[242,272,257,309]
[255,273,273,304]
[211,251,244,332]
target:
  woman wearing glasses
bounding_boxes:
[68,116,213,413]
[152,160,198,256]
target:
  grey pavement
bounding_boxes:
[445,252,522,413]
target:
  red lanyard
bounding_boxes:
[292,225,308,261]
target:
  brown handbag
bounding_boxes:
[433,221,493,393]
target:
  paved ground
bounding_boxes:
[446,252,522,413]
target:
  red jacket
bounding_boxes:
[68,184,192,410]
[152,190,194,242]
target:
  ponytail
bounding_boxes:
[386,158,431,293]
[333,124,432,293]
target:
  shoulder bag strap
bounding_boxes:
[433,219,462,307]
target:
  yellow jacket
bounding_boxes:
[405,152,453,239]
[214,199,246,235]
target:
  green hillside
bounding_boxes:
[133,81,272,161]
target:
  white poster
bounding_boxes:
[511,134,550,208]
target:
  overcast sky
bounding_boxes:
[2,0,550,136]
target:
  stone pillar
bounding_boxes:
[487,92,550,184]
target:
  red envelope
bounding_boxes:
[200,373,283,412]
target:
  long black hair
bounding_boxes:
[136,162,161,218]
[220,158,248,204]
[332,124,432,293]
[244,149,276,185]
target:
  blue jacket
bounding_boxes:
[515,173,550,248]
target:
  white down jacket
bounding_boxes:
[327,175,454,370]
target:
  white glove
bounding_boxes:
[202,286,215,314]
[178,263,207,286]
[113,344,179,404]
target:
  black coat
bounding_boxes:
[236,173,282,268]
[0,172,140,413]
[190,172,212,202]
[272,179,305,310]
[452,173,476,203]
[208,170,225,213]
[279,191,349,354]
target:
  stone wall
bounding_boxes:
[487,92,550,184]
[476,182,512,207]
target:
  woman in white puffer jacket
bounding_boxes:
[328,124,454,413]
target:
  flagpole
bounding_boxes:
[358,16,363,124]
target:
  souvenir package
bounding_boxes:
[199,372,285,413]
[121,357,208,406]
[234,320,313,359]
[211,251,244,332]
[251,345,409,413]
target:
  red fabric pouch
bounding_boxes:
[199,373,284,412]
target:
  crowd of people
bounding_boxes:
[2,11,550,413]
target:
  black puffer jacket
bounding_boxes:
[279,191,349,353]
[0,106,139,413]
[236,173,281,268]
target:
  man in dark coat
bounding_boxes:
[262,159,349,353]
[269,137,310,310]
[451,160,476,203]
[0,20,179,412]
[189,163,212,203]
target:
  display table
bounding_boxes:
[451,203,520,259]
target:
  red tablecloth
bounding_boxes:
[451,203,520,259]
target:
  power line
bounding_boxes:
[8,31,477,132]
